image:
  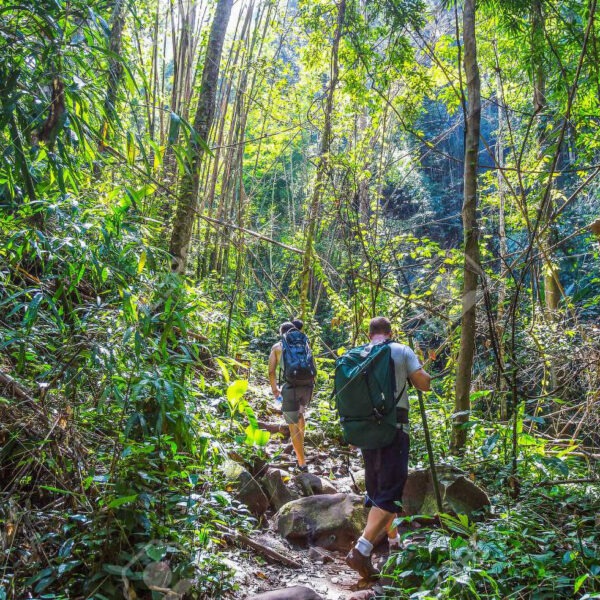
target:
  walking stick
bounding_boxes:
[408,335,444,514]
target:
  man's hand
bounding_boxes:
[409,368,431,392]
[272,386,281,399]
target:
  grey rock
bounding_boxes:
[402,466,490,517]
[294,472,338,497]
[261,468,301,511]
[307,546,335,563]
[276,493,368,551]
[246,586,323,600]
[348,592,376,600]
[223,460,269,517]
[341,465,489,517]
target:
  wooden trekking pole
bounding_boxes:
[408,336,444,515]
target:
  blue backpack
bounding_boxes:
[281,329,316,386]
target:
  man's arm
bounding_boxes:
[268,345,281,399]
[409,368,431,392]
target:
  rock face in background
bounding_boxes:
[402,466,490,516]
[276,493,368,551]
[223,460,270,517]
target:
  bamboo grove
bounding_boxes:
[1,0,599,598]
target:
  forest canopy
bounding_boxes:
[0,0,599,598]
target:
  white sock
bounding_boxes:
[388,534,400,547]
[355,536,374,557]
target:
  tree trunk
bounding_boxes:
[452,0,481,453]
[169,0,234,273]
[299,0,346,319]
[99,0,127,147]
[531,0,561,313]
[494,39,508,421]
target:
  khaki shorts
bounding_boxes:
[281,383,313,424]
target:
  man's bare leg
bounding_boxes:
[298,413,305,437]
[363,506,396,544]
[289,416,306,467]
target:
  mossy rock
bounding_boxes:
[276,493,368,551]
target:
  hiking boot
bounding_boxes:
[297,463,308,473]
[345,547,380,580]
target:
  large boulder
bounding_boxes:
[332,466,489,518]
[261,468,301,511]
[276,493,368,551]
[223,460,269,517]
[246,586,323,600]
[402,466,490,517]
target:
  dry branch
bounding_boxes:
[537,478,599,486]
[0,369,36,406]
[220,528,302,568]
[257,421,290,437]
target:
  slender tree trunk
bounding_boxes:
[531,0,561,313]
[452,0,482,453]
[99,0,127,147]
[198,1,248,276]
[299,0,346,319]
[494,39,508,421]
[162,0,206,181]
[213,2,256,275]
[149,0,160,140]
[169,0,233,273]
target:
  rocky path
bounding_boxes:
[222,393,378,599]
[219,385,490,600]
[226,536,379,600]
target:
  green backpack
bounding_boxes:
[334,340,403,450]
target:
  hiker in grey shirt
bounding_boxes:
[346,316,431,580]
[390,341,423,414]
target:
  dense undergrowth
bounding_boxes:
[0,200,258,598]
[383,483,599,599]
[2,0,600,598]
[384,412,600,599]
[2,202,599,599]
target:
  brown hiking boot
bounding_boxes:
[345,547,380,580]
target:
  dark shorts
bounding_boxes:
[362,428,410,514]
[281,383,313,424]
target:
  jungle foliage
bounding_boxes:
[0,0,599,598]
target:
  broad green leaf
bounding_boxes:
[244,424,270,447]
[215,357,230,383]
[227,380,248,403]
[146,545,167,561]
[137,250,147,274]
[126,131,136,165]
[168,112,181,145]
[107,494,138,508]
[574,574,589,594]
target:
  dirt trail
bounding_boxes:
[226,542,376,599]
[223,386,381,599]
